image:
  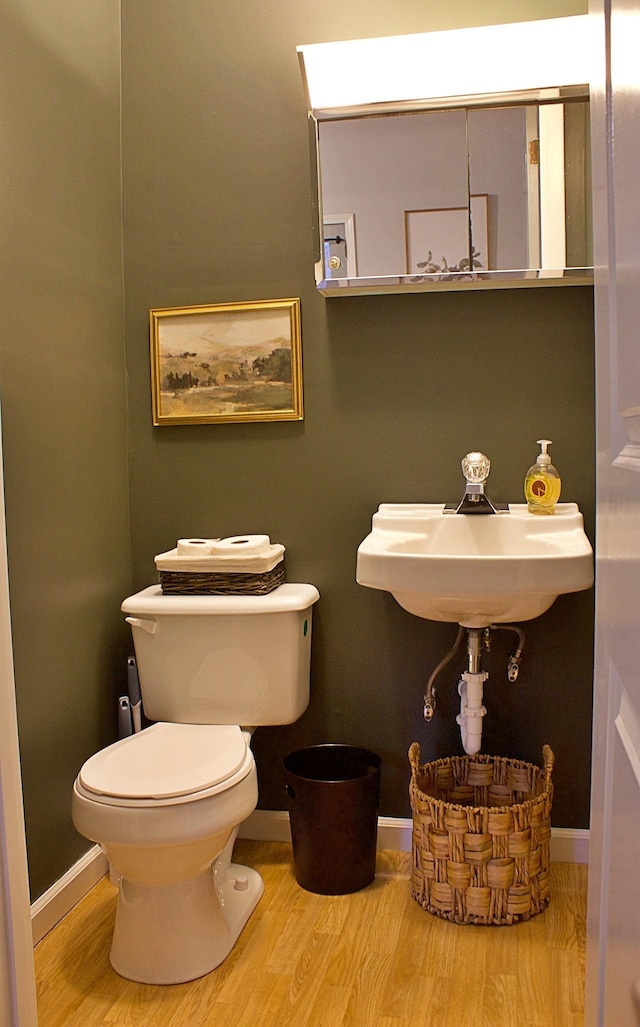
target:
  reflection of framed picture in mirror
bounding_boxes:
[150,298,303,426]
[405,195,489,277]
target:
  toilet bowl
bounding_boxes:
[72,722,263,985]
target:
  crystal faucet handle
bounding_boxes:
[462,452,491,483]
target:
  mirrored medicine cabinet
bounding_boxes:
[298,22,594,297]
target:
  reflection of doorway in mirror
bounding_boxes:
[405,195,489,279]
[323,213,357,281]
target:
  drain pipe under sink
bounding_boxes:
[456,628,487,755]
[423,623,525,754]
[457,670,488,755]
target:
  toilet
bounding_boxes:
[72,582,319,985]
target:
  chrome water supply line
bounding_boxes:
[488,623,525,682]
[423,625,464,720]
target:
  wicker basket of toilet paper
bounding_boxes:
[155,535,285,595]
[409,743,554,926]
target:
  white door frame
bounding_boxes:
[585,0,640,1021]
[0,405,38,1024]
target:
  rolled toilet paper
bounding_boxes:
[176,538,217,556]
[210,534,271,556]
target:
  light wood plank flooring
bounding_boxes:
[34,840,587,1026]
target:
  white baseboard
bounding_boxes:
[31,844,108,946]
[31,815,589,947]
[548,827,590,864]
[238,810,590,864]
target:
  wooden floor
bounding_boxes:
[34,840,587,1026]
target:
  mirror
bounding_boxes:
[311,96,592,295]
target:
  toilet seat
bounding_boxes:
[78,723,253,807]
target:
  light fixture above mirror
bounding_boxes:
[297,17,598,296]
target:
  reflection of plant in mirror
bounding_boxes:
[411,248,483,283]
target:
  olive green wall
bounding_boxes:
[0,0,132,899]
[122,0,594,827]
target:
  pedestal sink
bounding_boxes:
[356,502,593,628]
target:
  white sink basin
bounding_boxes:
[356,502,594,628]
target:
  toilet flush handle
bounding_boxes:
[125,616,157,635]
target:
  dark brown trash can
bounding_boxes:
[284,744,382,895]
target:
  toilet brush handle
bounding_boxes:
[127,656,142,705]
[118,696,133,738]
[127,657,143,733]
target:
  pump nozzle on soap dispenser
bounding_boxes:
[524,439,561,514]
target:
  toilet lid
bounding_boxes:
[78,723,248,800]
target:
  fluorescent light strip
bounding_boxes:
[298,16,595,113]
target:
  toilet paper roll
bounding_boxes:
[210,534,271,556]
[176,538,217,556]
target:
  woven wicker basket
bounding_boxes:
[159,561,285,595]
[409,743,554,926]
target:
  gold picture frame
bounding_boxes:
[150,298,303,425]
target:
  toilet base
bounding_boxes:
[110,862,264,985]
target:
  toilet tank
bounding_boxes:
[121,583,319,725]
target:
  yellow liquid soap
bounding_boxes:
[524,472,561,513]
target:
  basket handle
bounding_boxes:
[542,745,555,790]
[409,742,421,776]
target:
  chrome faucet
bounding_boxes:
[445,452,508,514]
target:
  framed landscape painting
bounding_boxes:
[150,298,303,425]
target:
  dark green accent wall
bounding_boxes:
[122,1,593,828]
[0,0,132,899]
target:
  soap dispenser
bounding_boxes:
[524,440,561,514]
